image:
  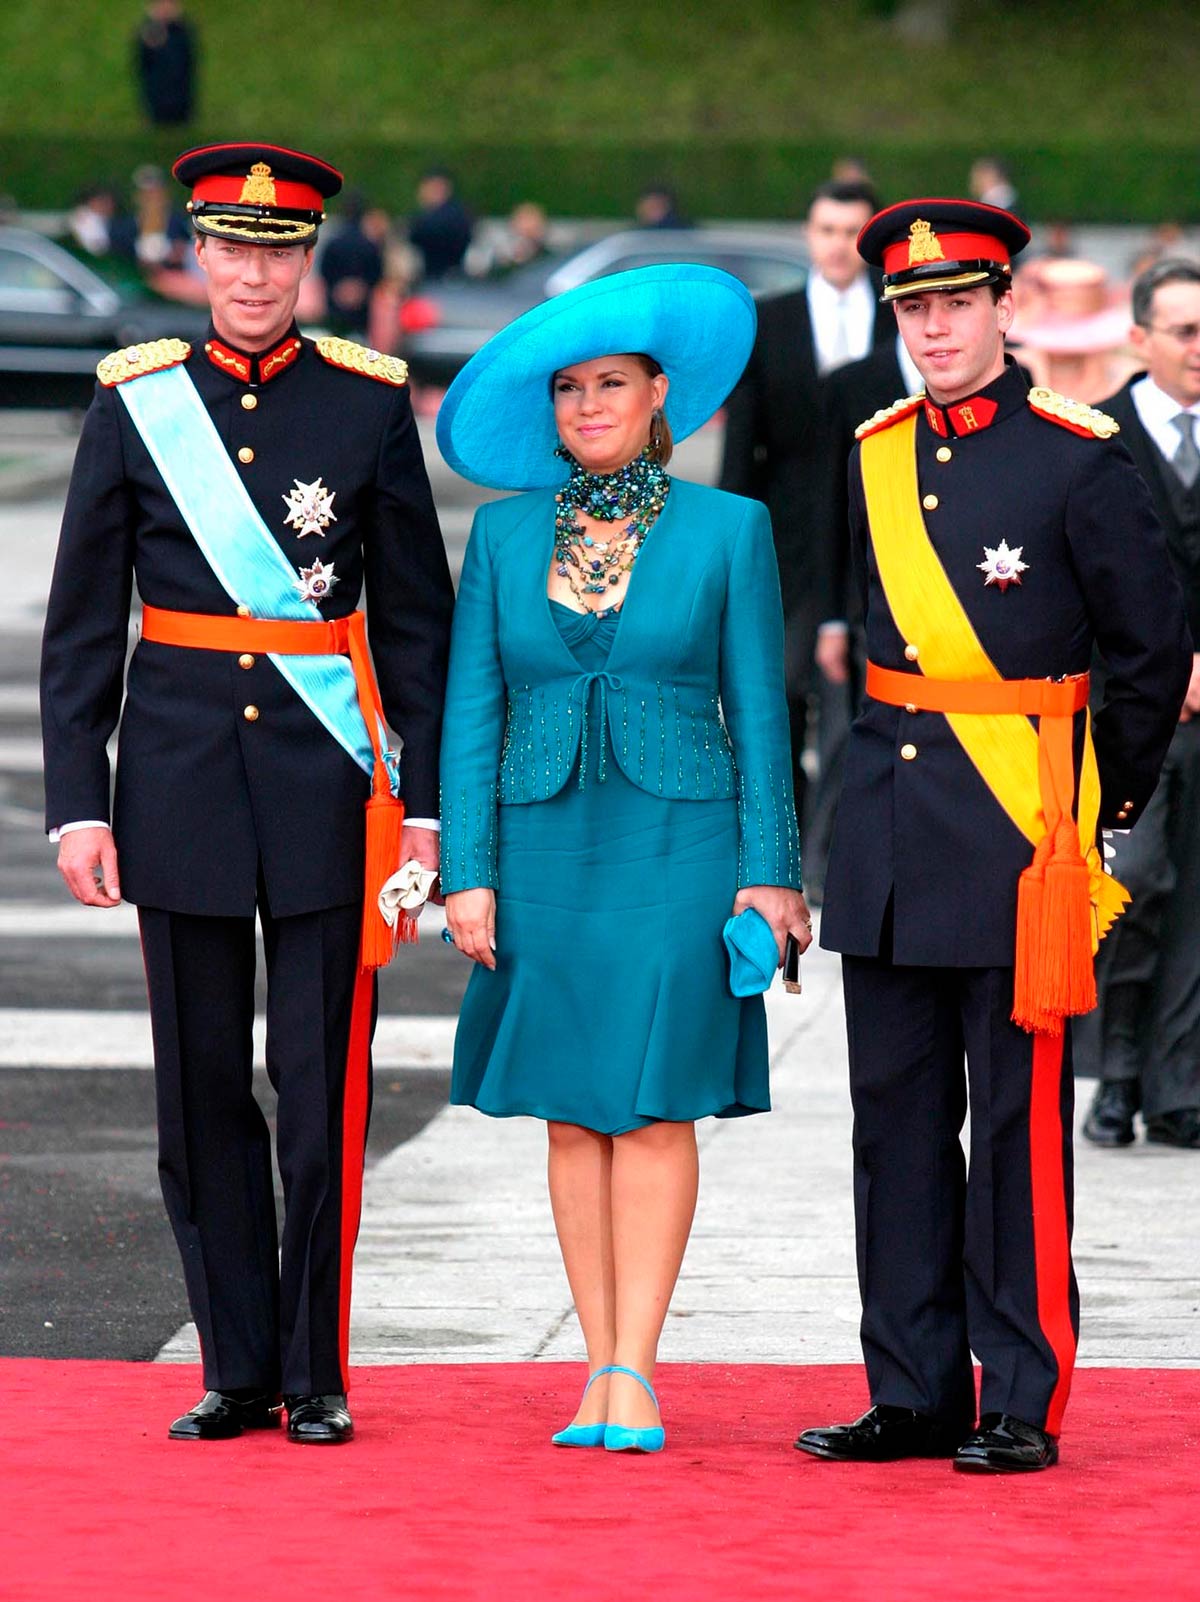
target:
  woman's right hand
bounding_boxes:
[444,888,497,969]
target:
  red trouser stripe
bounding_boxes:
[1029,1029,1076,1434]
[337,955,375,1390]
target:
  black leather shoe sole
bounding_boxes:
[953,1439,1058,1473]
[168,1394,283,1441]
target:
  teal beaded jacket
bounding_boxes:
[439,477,802,893]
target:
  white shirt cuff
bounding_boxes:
[49,819,110,844]
[405,817,441,833]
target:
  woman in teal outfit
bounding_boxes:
[437,265,812,1452]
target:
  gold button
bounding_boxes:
[243,705,260,722]
[922,493,939,510]
[236,604,251,618]
[241,393,258,410]
[1123,800,1134,809]
[900,743,917,761]
[905,703,917,715]
[237,446,255,464]
[238,654,255,670]
[936,446,953,463]
[904,643,919,662]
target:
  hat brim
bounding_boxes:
[435,263,757,490]
[1011,303,1132,353]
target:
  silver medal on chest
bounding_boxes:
[282,475,337,538]
[977,539,1028,592]
[295,556,338,604]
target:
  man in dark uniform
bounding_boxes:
[720,180,891,862]
[1078,258,1200,1150]
[40,144,455,1444]
[795,200,1190,1472]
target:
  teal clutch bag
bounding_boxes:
[723,907,779,997]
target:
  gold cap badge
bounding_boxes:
[239,162,277,207]
[907,218,945,266]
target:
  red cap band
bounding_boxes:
[191,174,324,212]
[883,230,1011,276]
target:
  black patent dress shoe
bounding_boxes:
[1145,1108,1200,1148]
[285,1393,354,1444]
[168,1389,283,1441]
[794,1404,970,1462]
[1082,1080,1138,1146]
[954,1413,1058,1473]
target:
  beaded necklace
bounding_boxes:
[552,446,670,619]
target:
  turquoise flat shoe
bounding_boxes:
[551,1365,615,1448]
[603,1366,665,1454]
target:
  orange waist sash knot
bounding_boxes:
[866,660,1094,1036]
[140,603,408,969]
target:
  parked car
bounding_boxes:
[400,227,809,386]
[0,227,210,408]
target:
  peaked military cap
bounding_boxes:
[858,198,1031,301]
[173,142,343,247]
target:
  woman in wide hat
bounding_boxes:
[437,264,811,1452]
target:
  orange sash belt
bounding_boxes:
[140,604,408,968]
[867,660,1094,1035]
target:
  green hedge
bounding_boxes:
[2,133,1196,224]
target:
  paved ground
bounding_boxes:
[1,409,1197,1382]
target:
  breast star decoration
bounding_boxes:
[282,476,337,538]
[977,539,1028,592]
[295,557,337,604]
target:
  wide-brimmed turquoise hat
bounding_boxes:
[435,263,757,490]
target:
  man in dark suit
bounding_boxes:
[40,144,455,1444]
[1078,258,1200,1150]
[795,200,1189,1473]
[719,180,891,867]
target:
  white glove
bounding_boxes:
[377,859,439,929]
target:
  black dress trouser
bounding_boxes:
[139,891,371,1396]
[841,954,1080,1434]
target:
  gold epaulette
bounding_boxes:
[97,339,191,387]
[1027,386,1120,440]
[314,337,408,387]
[855,393,925,441]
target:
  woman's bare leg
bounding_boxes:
[547,1120,616,1425]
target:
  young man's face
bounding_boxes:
[805,198,873,291]
[893,285,1013,403]
[195,236,313,351]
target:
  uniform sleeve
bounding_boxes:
[40,384,136,831]
[438,504,505,892]
[1067,441,1193,827]
[364,384,455,819]
[719,498,803,888]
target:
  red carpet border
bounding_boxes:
[3,1360,1198,1601]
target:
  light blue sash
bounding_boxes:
[118,363,389,785]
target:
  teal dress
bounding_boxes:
[450,599,770,1134]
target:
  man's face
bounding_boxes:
[195,237,312,351]
[805,199,873,290]
[893,285,1013,403]
[1131,281,1200,408]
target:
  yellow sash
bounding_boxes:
[859,413,1128,951]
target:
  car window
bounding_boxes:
[590,250,805,297]
[0,247,67,291]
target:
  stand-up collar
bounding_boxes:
[921,357,1027,438]
[203,323,304,384]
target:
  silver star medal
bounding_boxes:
[282,476,337,538]
[296,557,337,604]
[977,539,1028,592]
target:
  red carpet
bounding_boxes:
[4,1360,1197,1602]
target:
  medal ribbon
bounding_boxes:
[859,412,1129,1030]
[116,363,391,788]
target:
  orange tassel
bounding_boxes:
[1041,818,1097,1017]
[361,790,406,970]
[1013,833,1052,1034]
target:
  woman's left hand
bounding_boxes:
[732,885,814,963]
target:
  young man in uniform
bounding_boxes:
[796,200,1190,1472]
[41,144,455,1444]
